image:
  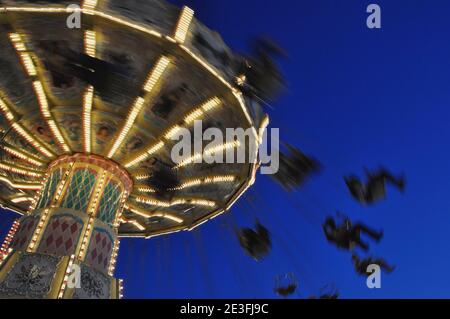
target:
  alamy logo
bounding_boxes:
[66,264,81,289]
[366,4,381,29]
[366,264,381,289]
[169,121,280,175]
[66,5,81,29]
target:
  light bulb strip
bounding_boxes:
[88,170,107,216]
[77,216,95,260]
[135,185,156,193]
[174,140,240,169]
[113,190,129,228]
[174,6,194,43]
[32,80,70,153]
[1,144,46,167]
[2,5,261,140]
[28,172,49,212]
[57,254,76,299]
[0,220,19,257]
[120,217,146,231]
[82,86,94,153]
[108,239,120,276]
[124,97,221,168]
[0,248,13,266]
[124,203,183,224]
[0,97,54,158]
[107,56,170,159]
[133,195,216,208]
[118,279,124,299]
[26,207,50,252]
[170,175,236,190]
[10,196,34,204]
[134,173,152,181]
[0,176,42,190]
[8,33,70,153]
[0,162,43,177]
[82,0,98,10]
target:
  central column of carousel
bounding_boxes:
[0,154,132,299]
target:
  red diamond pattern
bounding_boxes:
[11,217,37,251]
[85,229,114,273]
[37,215,82,256]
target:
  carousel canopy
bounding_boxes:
[0,0,267,238]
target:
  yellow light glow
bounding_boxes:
[135,185,156,193]
[0,97,15,122]
[143,56,170,93]
[3,7,70,13]
[27,207,50,251]
[82,0,98,10]
[124,141,164,168]
[175,140,240,168]
[78,216,95,259]
[134,196,216,208]
[174,6,194,43]
[183,97,221,124]
[124,97,221,168]
[164,125,182,140]
[83,86,94,153]
[19,53,37,76]
[171,175,236,190]
[1,144,45,167]
[3,7,262,145]
[108,239,120,276]
[32,81,70,152]
[135,173,152,181]
[88,171,107,215]
[1,5,264,234]
[58,254,76,299]
[125,203,183,224]
[32,81,50,117]
[121,217,146,231]
[84,30,96,57]
[9,32,70,154]
[11,123,54,158]
[0,162,43,177]
[10,196,34,204]
[107,97,146,158]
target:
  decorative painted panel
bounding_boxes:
[36,214,83,256]
[0,252,61,298]
[36,168,62,209]
[10,215,37,251]
[72,263,112,299]
[97,180,122,226]
[61,169,97,212]
[84,228,114,273]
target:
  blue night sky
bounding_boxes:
[2,0,450,298]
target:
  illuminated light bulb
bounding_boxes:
[84,30,96,57]
[174,6,194,43]
[164,125,182,140]
[20,53,37,76]
[82,0,98,10]
[171,175,236,190]
[0,176,41,190]
[1,145,45,167]
[0,162,43,177]
[107,97,146,158]
[143,56,170,93]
